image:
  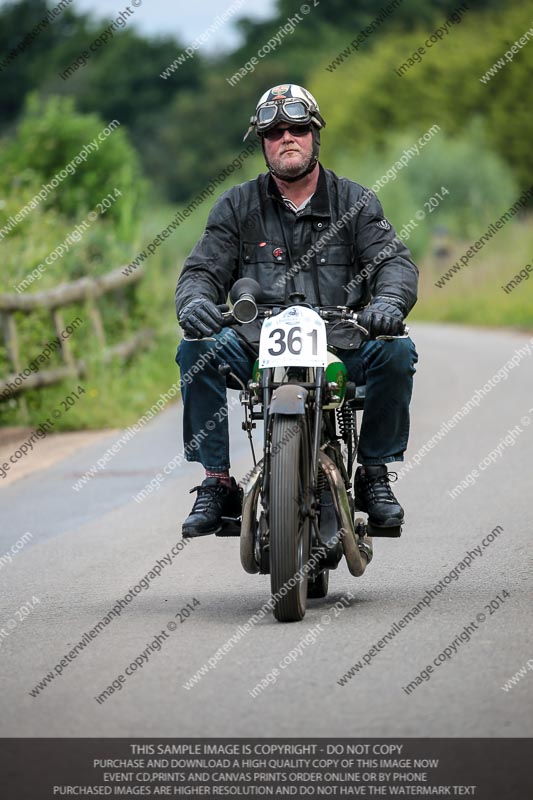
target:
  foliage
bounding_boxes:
[0,0,90,122]
[0,0,528,202]
[328,121,518,260]
[0,209,179,430]
[0,94,144,233]
[310,0,532,191]
[0,0,201,199]
[412,219,533,328]
[0,95,148,429]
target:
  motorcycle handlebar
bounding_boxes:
[219,303,409,340]
[183,276,408,340]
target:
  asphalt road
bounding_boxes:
[1,322,532,737]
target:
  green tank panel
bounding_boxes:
[324,353,347,407]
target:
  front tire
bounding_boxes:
[269,414,312,622]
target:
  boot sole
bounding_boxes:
[182,523,223,539]
[182,517,242,539]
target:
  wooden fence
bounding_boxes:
[0,266,152,404]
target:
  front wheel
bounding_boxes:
[269,414,312,622]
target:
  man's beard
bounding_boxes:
[267,149,315,180]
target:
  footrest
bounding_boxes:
[215,517,242,537]
[367,521,402,538]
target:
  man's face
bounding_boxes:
[262,123,314,180]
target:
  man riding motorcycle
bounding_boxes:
[175,84,418,538]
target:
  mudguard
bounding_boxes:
[240,462,263,574]
[269,384,308,415]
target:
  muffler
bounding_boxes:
[318,451,373,576]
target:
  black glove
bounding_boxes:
[179,297,225,338]
[357,297,405,338]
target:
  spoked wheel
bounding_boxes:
[307,568,329,599]
[269,414,312,622]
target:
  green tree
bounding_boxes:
[310,1,532,191]
[0,0,92,124]
[0,0,202,199]
[0,93,143,233]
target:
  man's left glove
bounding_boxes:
[179,297,225,338]
[357,297,406,338]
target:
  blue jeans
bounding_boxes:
[175,329,418,471]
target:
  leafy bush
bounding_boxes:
[0,93,144,234]
[311,1,533,192]
[327,121,518,260]
[0,95,155,429]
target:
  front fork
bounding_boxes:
[260,367,324,522]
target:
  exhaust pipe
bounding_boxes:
[240,463,263,574]
[240,455,372,577]
[318,451,373,576]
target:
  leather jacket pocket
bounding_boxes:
[240,241,287,302]
[315,243,355,306]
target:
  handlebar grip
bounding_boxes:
[375,324,410,340]
[350,311,408,339]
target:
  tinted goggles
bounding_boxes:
[256,99,312,132]
[262,124,313,141]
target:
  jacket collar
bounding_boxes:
[265,163,331,218]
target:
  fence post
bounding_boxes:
[0,311,29,419]
[52,309,76,371]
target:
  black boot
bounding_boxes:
[353,465,404,528]
[182,477,242,538]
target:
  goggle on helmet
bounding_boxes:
[243,84,326,141]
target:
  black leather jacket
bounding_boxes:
[175,164,418,350]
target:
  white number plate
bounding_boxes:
[259,306,328,368]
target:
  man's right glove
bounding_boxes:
[356,297,406,338]
[179,297,225,338]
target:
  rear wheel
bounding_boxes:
[269,414,312,622]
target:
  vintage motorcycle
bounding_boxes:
[209,278,406,622]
